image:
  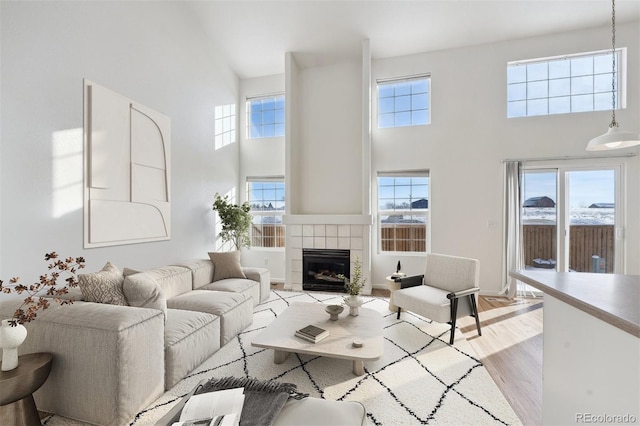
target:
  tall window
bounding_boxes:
[507,49,625,118]
[246,94,285,139]
[377,75,430,128]
[378,172,429,252]
[214,103,236,149]
[520,166,621,274]
[247,178,285,248]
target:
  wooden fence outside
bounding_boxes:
[252,224,614,272]
[523,224,614,273]
[380,224,426,252]
[251,224,285,248]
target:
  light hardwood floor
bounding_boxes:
[458,295,543,426]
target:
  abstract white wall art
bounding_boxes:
[83,80,171,248]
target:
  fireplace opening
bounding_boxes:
[303,248,350,292]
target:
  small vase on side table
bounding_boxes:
[0,320,28,371]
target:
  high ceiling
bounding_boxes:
[186,0,640,79]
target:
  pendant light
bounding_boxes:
[586,0,640,151]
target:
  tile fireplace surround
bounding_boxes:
[284,215,373,294]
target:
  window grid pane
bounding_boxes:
[248,181,285,248]
[214,104,236,149]
[247,95,285,139]
[378,78,430,128]
[378,176,428,253]
[507,50,621,118]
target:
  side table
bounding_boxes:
[0,352,53,426]
[385,276,404,312]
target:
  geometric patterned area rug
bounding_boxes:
[46,290,522,426]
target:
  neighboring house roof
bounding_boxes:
[589,203,614,208]
[523,196,555,207]
[411,199,428,209]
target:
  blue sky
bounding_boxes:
[523,170,615,208]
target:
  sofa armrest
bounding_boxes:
[242,267,271,303]
[0,300,165,426]
[395,274,424,289]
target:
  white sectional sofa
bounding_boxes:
[0,257,270,426]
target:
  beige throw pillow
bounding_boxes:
[208,251,246,281]
[78,262,128,305]
[122,268,167,319]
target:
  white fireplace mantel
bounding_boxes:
[283,214,373,225]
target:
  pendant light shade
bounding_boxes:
[586,0,640,151]
[587,125,640,151]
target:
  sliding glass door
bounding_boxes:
[522,166,621,273]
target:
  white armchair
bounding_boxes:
[392,253,481,344]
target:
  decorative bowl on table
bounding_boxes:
[325,304,344,321]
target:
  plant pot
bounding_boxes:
[344,295,363,316]
[0,319,28,371]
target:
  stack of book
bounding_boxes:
[295,324,329,343]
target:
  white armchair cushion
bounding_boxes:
[424,254,479,292]
[393,285,473,323]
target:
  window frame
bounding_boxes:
[377,171,430,254]
[214,103,236,149]
[507,48,627,118]
[246,177,286,250]
[377,74,431,129]
[246,93,285,139]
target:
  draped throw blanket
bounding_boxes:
[195,376,308,426]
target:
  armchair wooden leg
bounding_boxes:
[469,294,482,337]
[396,307,401,320]
[449,298,459,345]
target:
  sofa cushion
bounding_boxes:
[168,290,253,346]
[143,265,192,299]
[172,259,215,290]
[200,278,260,307]
[164,309,221,389]
[208,251,246,281]
[78,261,127,305]
[123,268,168,319]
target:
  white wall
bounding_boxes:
[296,59,363,214]
[371,22,640,294]
[0,2,240,285]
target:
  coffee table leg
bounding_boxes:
[274,350,289,364]
[352,360,365,376]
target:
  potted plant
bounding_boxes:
[212,193,253,250]
[0,252,85,370]
[338,257,366,316]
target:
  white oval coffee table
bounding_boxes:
[251,302,384,375]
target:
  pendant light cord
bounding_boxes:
[610,0,617,128]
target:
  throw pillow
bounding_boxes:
[208,251,247,281]
[78,262,128,305]
[122,268,167,319]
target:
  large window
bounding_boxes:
[246,94,285,139]
[377,76,430,128]
[507,49,625,118]
[247,178,285,248]
[520,166,621,273]
[378,172,429,252]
